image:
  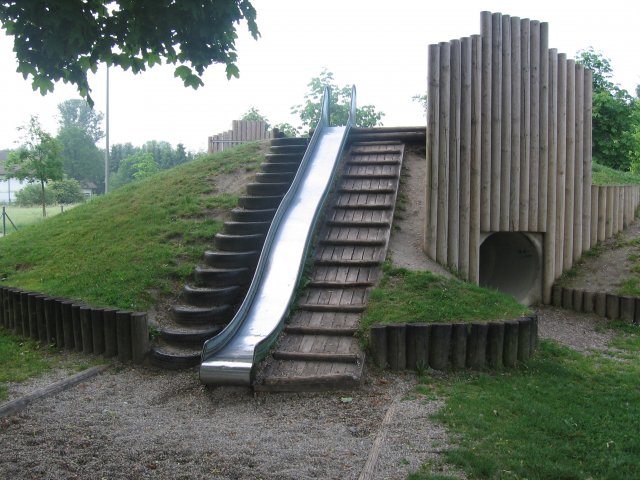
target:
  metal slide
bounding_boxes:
[200,87,356,386]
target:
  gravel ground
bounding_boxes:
[0,366,455,480]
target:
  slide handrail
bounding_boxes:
[200,86,357,385]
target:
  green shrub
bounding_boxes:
[14,184,55,206]
[50,178,85,204]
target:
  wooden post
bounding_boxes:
[54,300,64,348]
[503,320,519,367]
[519,18,531,231]
[91,308,105,355]
[543,48,558,303]
[80,306,93,354]
[590,186,599,247]
[386,324,407,370]
[61,301,74,350]
[583,69,593,251]
[116,310,133,362]
[573,65,584,261]
[620,297,635,323]
[469,34,482,284]
[406,323,430,371]
[595,292,607,317]
[451,323,468,370]
[598,186,606,242]
[480,11,492,232]
[71,304,83,352]
[426,44,440,259]
[36,295,47,344]
[369,325,388,368]
[490,12,502,232]
[606,294,620,320]
[448,39,461,270]
[458,36,472,278]
[500,15,512,231]
[538,22,549,231]
[562,287,573,310]
[44,297,56,344]
[466,322,488,370]
[429,323,452,371]
[606,186,614,238]
[573,289,584,312]
[517,317,532,361]
[436,42,451,266]
[555,54,567,276]
[103,308,118,358]
[583,291,595,314]
[510,18,521,231]
[131,312,149,364]
[564,59,576,270]
[487,322,505,369]
[27,293,38,340]
[18,291,28,337]
[529,20,540,232]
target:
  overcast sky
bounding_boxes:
[1,0,639,153]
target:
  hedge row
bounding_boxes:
[369,316,538,372]
[0,286,148,363]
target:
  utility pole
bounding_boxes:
[104,65,110,194]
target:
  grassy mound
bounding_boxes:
[592,161,640,185]
[0,143,265,310]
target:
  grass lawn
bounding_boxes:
[409,322,640,479]
[0,327,102,402]
[0,204,72,232]
[592,161,640,185]
[0,142,265,310]
[358,265,528,346]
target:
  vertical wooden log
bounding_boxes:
[573,289,584,313]
[552,284,563,306]
[543,48,558,303]
[617,186,624,233]
[0,288,4,327]
[20,292,29,338]
[583,291,595,314]
[500,15,512,231]
[426,44,440,259]
[635,299,640,324]
[450,323,468,370]
[573,65,584,261]
[44,297,56,344]
[555,54,567,276]
[490,12,502,232]
[487,322,505,369]
[36,295,47,344]
[116,311,133,362]
[606,187,614,238]
[27,293,38,340]
[91,308,105,355]
[429,323,452,371]
[517,317,532,361]
[131,312,149,364]
[386,324,407,370]
[583,69,593,251]
[469,34,482,284]
[480,12,492,232]
[71,304,83,352]
[14,290,24,336]
[520,18,531,231]
[466,322,488,370]
[503,320,519,367]
[448,39,461,270]
[620,297,635,323]
[538,22,549,231]
[530,315,539,352]
[370,325,388,368]
[598,186,607,242]
[606,294,620,320]
[103,308,118,358]
[458,37,472,278]
[510,18,521,231]
[529,20,540,232]
[564,59,576,270]
[61,301,74,350]
[80,306,93,354]
[436,42,451,266]
[590,186,599,247]
[406,324,430,371]
[562,287,574,310]
[54,300,64,348]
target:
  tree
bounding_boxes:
[241,107,271,129]
[109,152,158,189]
[57,126,104,189]
[292,69,385,129]
[577,48,640,171]
[0,0,259,106]
[50,179,85,204]
[6,116,63,217]
[57,99,104,143]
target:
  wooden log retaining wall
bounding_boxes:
[552,285,640,323]
[424,11,640,302]
[370,316,538,372]
[0,286,148,364]
[208,120,272,153]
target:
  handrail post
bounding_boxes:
[2,206,5,236]
[349,85,357,127]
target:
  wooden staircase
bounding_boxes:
[255,141,405,391]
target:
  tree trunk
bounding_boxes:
[40,179,46,217]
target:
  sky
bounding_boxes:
[1,0,639,153]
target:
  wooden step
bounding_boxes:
[284,325,357,336]
[254,373,361,392]
[319,238,386,246]
[297,303,368,313]
[272,351,359,363]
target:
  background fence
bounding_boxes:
[208,120,272,153]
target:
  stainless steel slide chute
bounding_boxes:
[200,87,357,386]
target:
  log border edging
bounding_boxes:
[551,284,640,323]
[369,315,539,371]
[0,286,149,364]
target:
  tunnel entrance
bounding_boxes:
[479,232,542,306]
